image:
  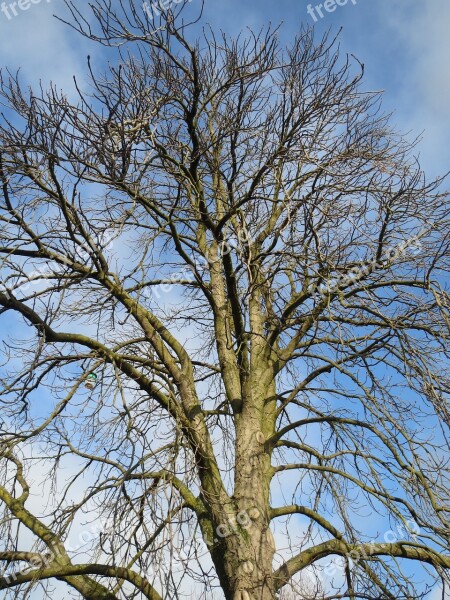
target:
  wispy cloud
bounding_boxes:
[0,1,89,91]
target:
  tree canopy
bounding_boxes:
[0,2,450,599]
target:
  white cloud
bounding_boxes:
[379,0,450,175]
[0,0,89,92]
[1,2,449,598]
[429,585,450,600]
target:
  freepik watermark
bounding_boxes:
[202,507,260,547]
[0,509,261,584]
[143,228,253,300]
[0,0,51,20]
[1,515,114,585]
[306,0,358,22]
[0,230,116,295]
[311,231,424,300]
[142,259,206,300]
[323,520,420,580]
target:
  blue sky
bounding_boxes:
[1,0,449,175]
[1,1,450,598]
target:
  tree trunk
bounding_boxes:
[209,504,276,600]
[218,370,277,600]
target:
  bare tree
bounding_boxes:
[0,2,450,599]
